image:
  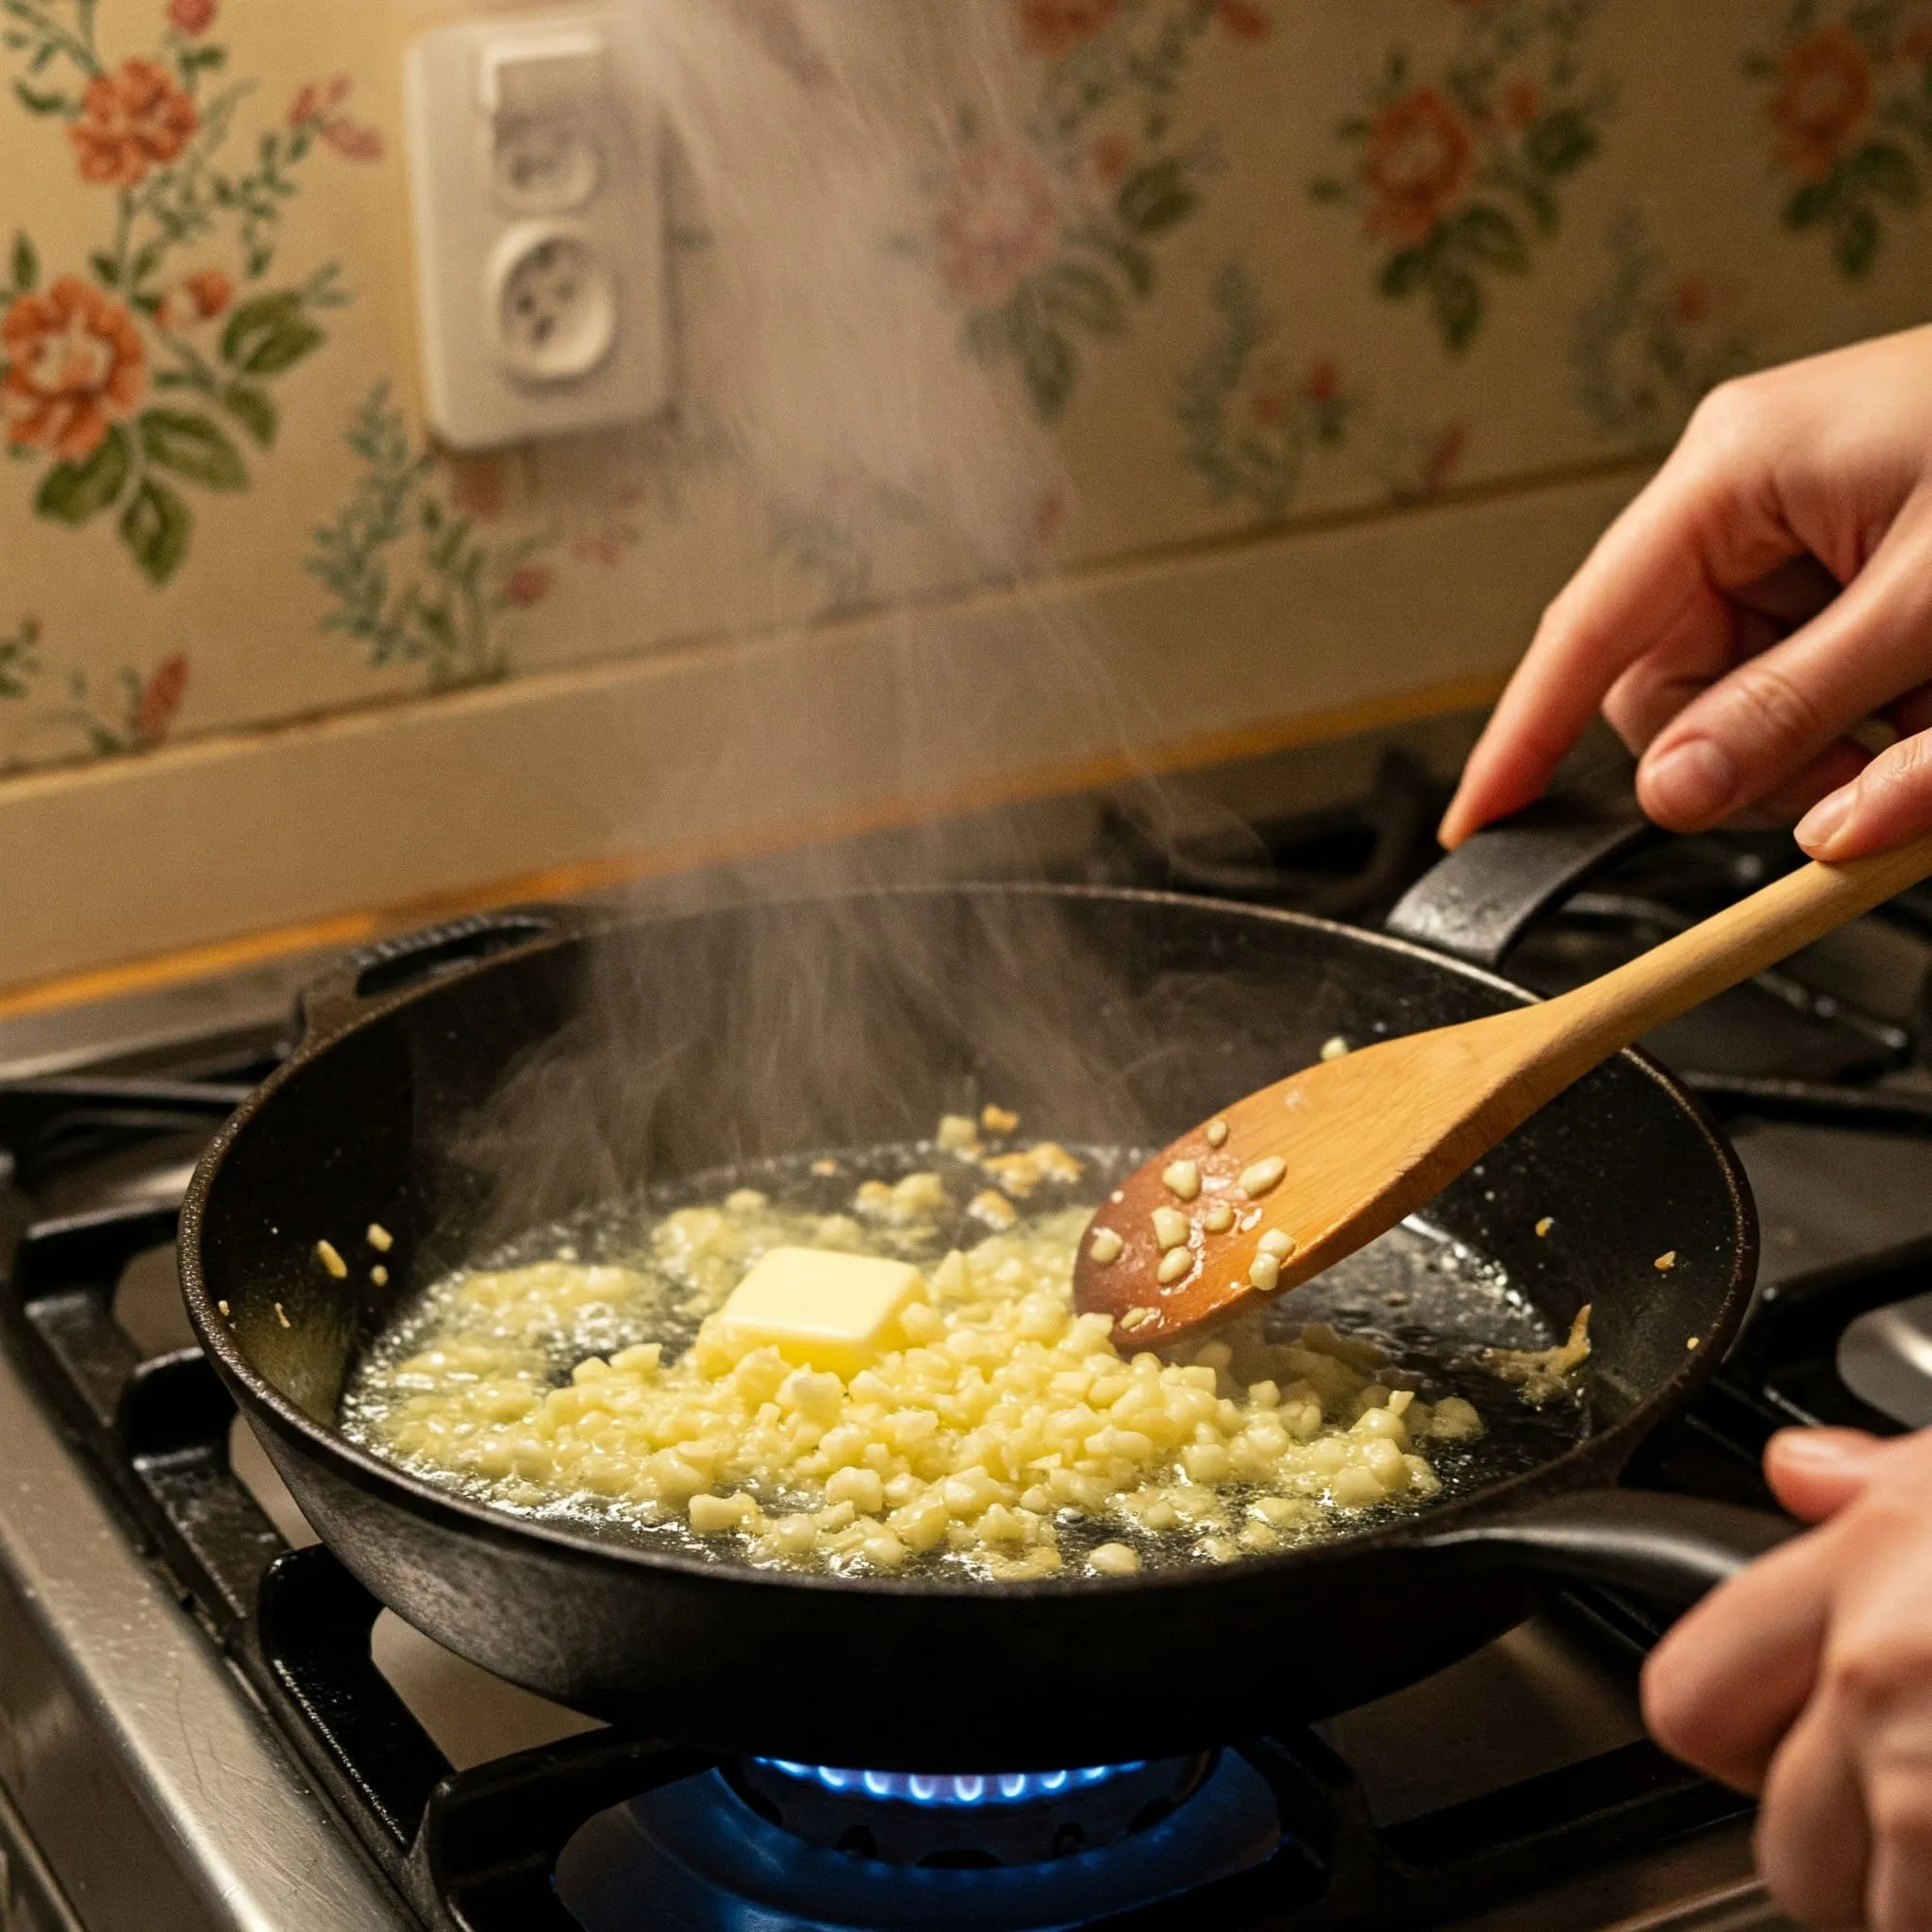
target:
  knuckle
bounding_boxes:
[1823,1632,1932,1715]
[1871,1774,1932,1855]
[1872,730,1932,793]
[1718,659,1827,757]
[1685,375,1771,455]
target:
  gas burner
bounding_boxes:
[554,1752,1279,1932]
[732,1756,1207,1865]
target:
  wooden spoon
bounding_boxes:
[1074,834,1932,1349]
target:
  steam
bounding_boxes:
[442,2,1264,1247]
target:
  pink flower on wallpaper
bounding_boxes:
[1420,422,1470,495]
[444,450,507,522]
[133,653,190,745]
[934,144,1058,308]
[1028,488,1068,553]
[1360,86,1474,246]
[1302,358,1341,404]
[572,535,631,567]
[503,563,553,608]
[290,74,384,162]
[321,119,383,162]
[3,276,146,461]
[1087,131,1136,188]
[1501,77,1541,130]
[1669,273,1740,326]
[167,0,215,35]
[69,59,198,189]
[1214,0,1271,41]
[1771,25,1873,182]
[1016,0,1117,60]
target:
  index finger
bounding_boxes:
[1440,398,1809,846]
[1641,1521,1836,1792]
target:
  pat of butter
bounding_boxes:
[716,1247,924,1378]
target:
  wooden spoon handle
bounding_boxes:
[1535,831,1932,1081]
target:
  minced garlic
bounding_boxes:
[347,1167,1486,1583]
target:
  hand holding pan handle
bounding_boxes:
[1426,1487,1796,1605]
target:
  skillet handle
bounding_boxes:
[1427,1488,1798,1607]
[298,904,600,1044]
[1384,768,1659,969]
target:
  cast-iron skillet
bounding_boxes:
[179,795,1791,1772]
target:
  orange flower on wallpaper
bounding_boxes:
[166,0,216,35]
[934,144,1059,308]
[157,267,233,329]
[1771,25,1874,181]
[502,563,552,608]
[1361,87,1474,246]
[1016,0,1117,59]
[1214,0,1270,41]
[3,276,146,462]
[68,58,198,189]
[132,653,191,746]
[1501,77,1541,130]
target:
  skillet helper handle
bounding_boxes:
[1431,1488,1796,1606]
[1384,772,1658,968]
[298,905,588,1044]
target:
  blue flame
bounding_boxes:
[757,1760,1143,1807]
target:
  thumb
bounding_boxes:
[1764,1427,1888,1522]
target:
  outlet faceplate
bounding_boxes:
[405,8,670,449]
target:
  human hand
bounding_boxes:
[1440,325,1932,862]
[1641,1425,1932,1930]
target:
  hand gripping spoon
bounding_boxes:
[1074,834,1932,1348]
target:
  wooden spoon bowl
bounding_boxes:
[1075,832,1932,1348]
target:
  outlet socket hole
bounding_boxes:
[492,231,615,383]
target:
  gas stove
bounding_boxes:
[4,771,1929,1932]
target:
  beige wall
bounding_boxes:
[3,0,1930,991]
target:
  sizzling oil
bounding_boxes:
[340,1142,1589,1581]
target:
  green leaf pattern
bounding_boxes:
[1174,259,1474,525]
[308,384,553,691]
[1569,207,1759,443]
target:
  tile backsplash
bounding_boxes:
[2,0,1931,982]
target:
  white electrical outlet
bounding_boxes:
[404,8,671,450]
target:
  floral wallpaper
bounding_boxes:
[897,0,1274,422]
[5,0,1932,780]
[1747,2,1932,277]
[1309,0,1612,353]
[2,0,380,587]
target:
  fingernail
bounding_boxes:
[1770,1426,1877,1469]
[1641,740,1738,824]
[1794,788,1854,858]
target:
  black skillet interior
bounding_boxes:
[182,886,1757,1766]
